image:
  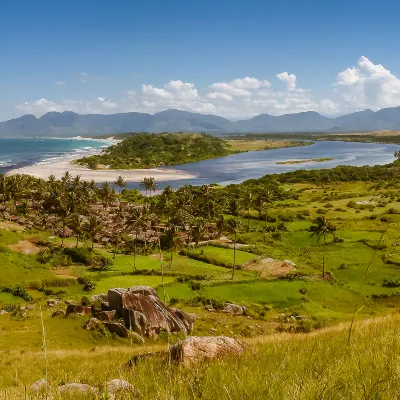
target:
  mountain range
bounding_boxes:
[2,107,400,137]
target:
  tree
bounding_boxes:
[257,188,275,242]
[125,207,143,269]
[242,191,253,229]
[164,225,183,268]
[114,176,126,194]
[226,219,242,279]
[309,216,336,277]
[84,214,104,249]
[68,213,84,248]
[100,182,116,209]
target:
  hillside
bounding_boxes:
[6,106,400,136]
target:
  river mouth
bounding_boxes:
[124,140,400,190]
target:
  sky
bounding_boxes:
[2,0,400,121]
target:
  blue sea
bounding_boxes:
[0,137,110,174]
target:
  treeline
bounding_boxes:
[250,162,400,185]
[77,133,231,169]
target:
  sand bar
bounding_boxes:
[6,158,195,183]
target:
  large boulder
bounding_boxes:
[170,336,244,364]
[30,378,47,394]
[129,285,157,296]
[83,317,101,331]
[108,287,195,337]
[96,310,116,322]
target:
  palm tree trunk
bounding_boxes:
[76,235,79,248]
[322,233,326,277]
[134,231,138,270]
[231,232,236,280]
[248,208,250,229]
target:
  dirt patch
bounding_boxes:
[244,258,296,279]
[0,221,24,232]
[8,240,41,255]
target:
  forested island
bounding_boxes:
[77,132,313,169]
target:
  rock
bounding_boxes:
[109,288,195,337]
[209,328,217,334]
[30,378,47,393]
[52,310,66,318]
[64,299,75,305]
[58,383,98,396]
[223,303,247,316]
[0,310,8,315]
[47,298,60,307]
[106,379,138,398]
[130,331,145,344]
[96,310,116,322]
[66,304,92,317]
[128,285,157,296]
[104,322,129,338]
[170,336,244,364]
[83,317,101,330]
[90,293,108,303]
[295,315,306,321]
[283,260,296,267]
[205,304,215,312]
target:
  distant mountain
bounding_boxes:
[3,107,400,137]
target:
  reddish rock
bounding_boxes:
[96,310,116,322]
[66,304,92,317]
[104,322,129,338]
[51,310,65,318]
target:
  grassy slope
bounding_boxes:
[2,316,400,398]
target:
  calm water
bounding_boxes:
[0,139,398,189]
[126,140,400,189]
[0,138,109,173]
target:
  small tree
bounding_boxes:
[226,219,242,279]
[309,216,336,277]
[114,176,126,194]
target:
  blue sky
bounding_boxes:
[2,0,400,120]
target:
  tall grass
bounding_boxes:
[2,316,400,398]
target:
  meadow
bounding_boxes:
[1,174,400,396]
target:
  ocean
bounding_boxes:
[0,137,110,174]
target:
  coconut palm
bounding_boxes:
[309,216,336,277]
[125,207,143,269]
[84,213,104,249]
[164,224,183,269]
[226,218,242,279]
[242,191,254,229]
[114,176,126,194]
[100,182,116,209]
[68,213,84,248]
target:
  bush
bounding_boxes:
[1,285,32,301]
[83,280,96,292]
[382,278,400,288]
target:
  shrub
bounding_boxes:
[382,278,400,288]
[83,280,96,292]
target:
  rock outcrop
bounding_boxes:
[170,336,244,364]
[58,383,98,397]
[223,303,247,316]
[106,379,138,398]
[73,286,194,339]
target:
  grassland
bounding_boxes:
[223,138,313,152]
[1,178,400,396]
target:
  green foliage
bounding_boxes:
[77,133,231,169]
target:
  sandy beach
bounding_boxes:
[5,158,195,183]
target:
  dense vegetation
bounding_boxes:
[77,133,231,169]
[1,151,400,396]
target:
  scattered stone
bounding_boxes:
[209,328,217,334]
[47,298,60,307]
[90,293,108,303]
[64,299,75,305]
[66,304,92,317]
[106,379,138,398]
[0,310,8,315]
[52,310,66,318]
[283,260,296,267]
[83,317,101,330]
[105,322,129,338]
[223,303,247,316]
[295,315,306,321]
[290,316,296,322]
[58,383,98,396]
[30,378,47,393]
[205,304,215,312]
[170,336,244,364]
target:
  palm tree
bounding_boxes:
[242,191,253,229]
[140,177,151,197]
[68,213,84,248]
[309,216,336,277]
[100,182,116,209]
[257,189,275,242]
[126,207,142,269]
[114,176,126,194]
[83,214,104,249]
[226,219,242,279]
[148,177,158,197]
[164,225,183,269]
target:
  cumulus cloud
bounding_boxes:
[23,57,400,119]
[277,72,297,91]
[334,56,400,110]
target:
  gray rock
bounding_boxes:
[47,298,60,307]
[223,303,247,316]
[52,310,66,318]
[104,322,129,338]
[170,336,244,364]
[58,383,98,396]
[66,304,92,317]
[128,285,157,296]
[106,378,138,398]
[83,317,101,331]
[96,310,116,322]
[30,378,47,393]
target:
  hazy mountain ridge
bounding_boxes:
[3,107,400,137]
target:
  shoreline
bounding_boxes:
[5,156,195,183]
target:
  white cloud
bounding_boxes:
[54,81,66,86]
[277,72,297,91]
[334,56,400,111]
